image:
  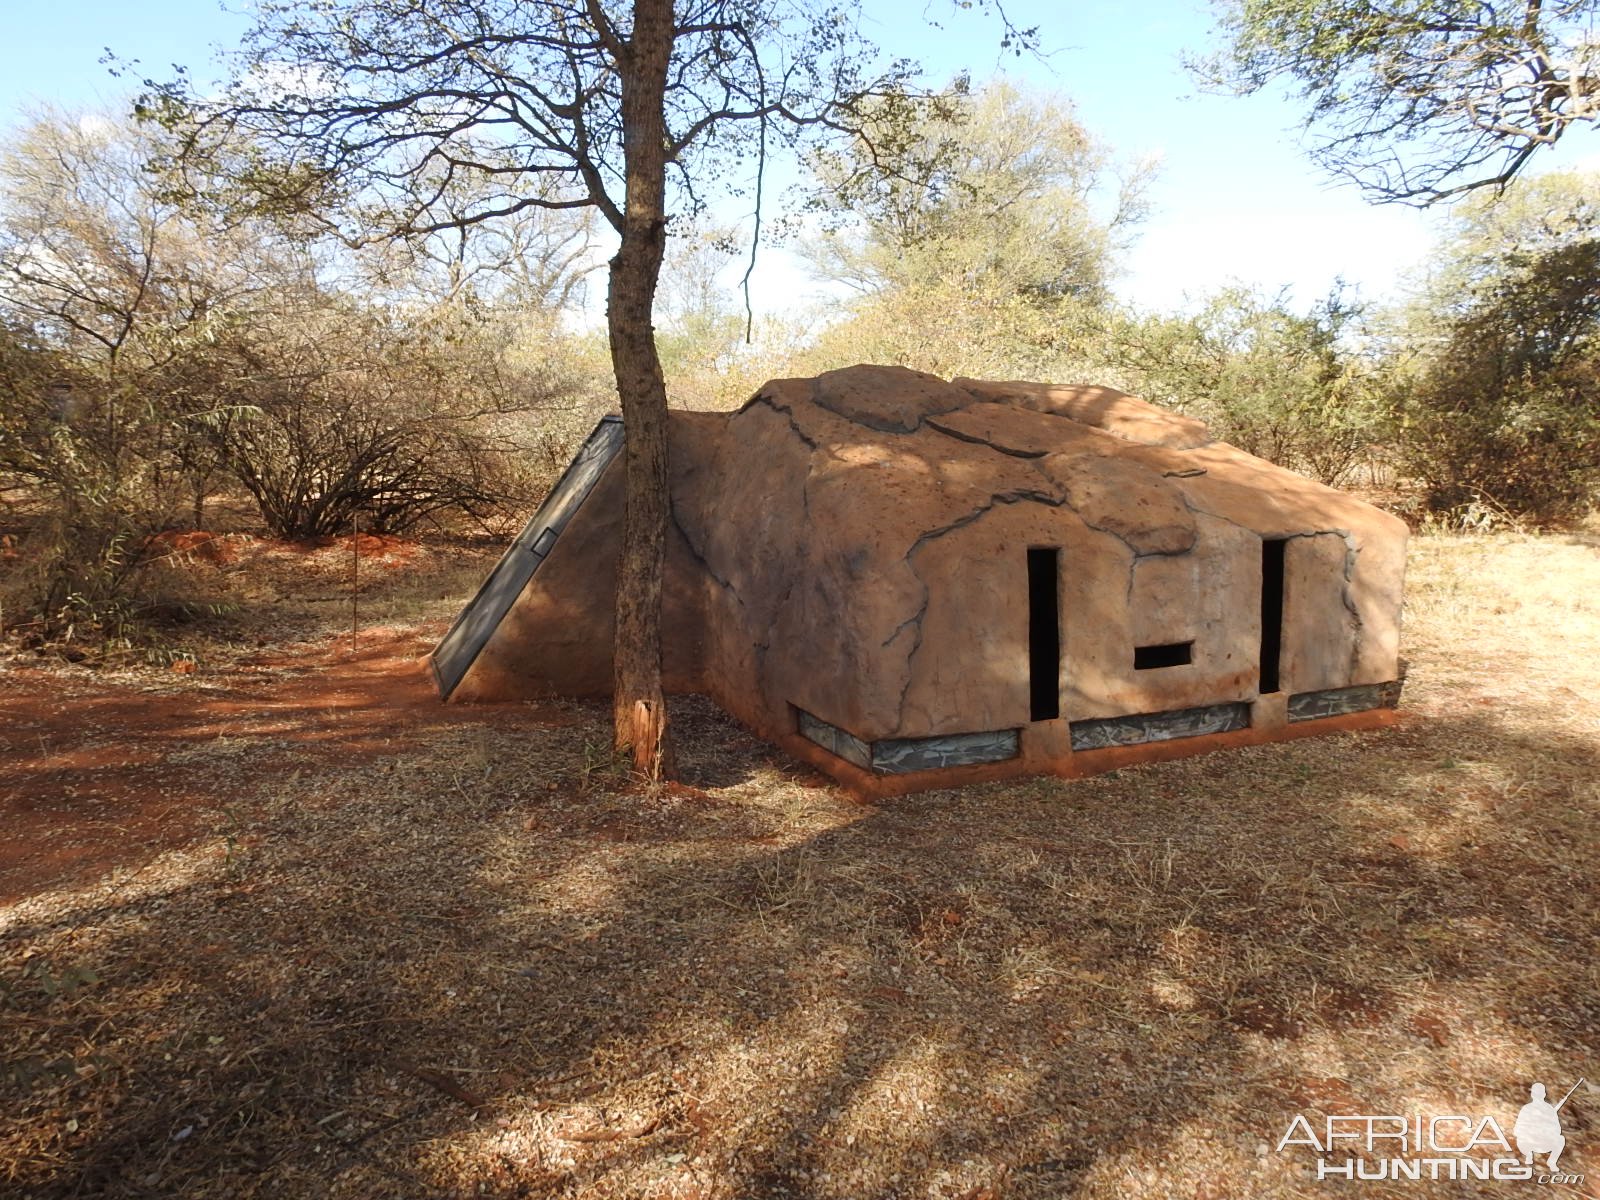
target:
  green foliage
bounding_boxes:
[0,113,291,641]
[1196,0,1600,202]
[190,297,577,539]
[652,224,765,410]
[0,325,168,642]
[0,111,605,641]
[803,80,1149,302]
[1387,174,1600,521]
[794,277,1106,383]
[1109,287,1386,485]
[792,80,1147,385]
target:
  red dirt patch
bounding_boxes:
[144,529,245,565]
[279,531,419,567]
[0,626,573,904]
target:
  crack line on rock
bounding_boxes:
[755,575,798,661]
[881,606,924,649]
[1067,503,1192,562]
[890,587,929,724]
[1174,492,1257,537]
[1340,534,1366,675]
[753,395,820,450]
[808,378,965,434]
[1284,527,1354,542]
[1043,458,1198,560]
[1175,490,1359,549]
[670,507,740,600]
[892,489,1063,723]
[907,489,1064,558]
[924,418,1047,459]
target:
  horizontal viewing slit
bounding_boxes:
[1134,641,1192,670]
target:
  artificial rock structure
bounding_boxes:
[431,365,1406,797]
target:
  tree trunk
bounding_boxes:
[606,0,676,778]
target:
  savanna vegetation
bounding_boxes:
[5,68,1597,662]
[1,0,1596,663]
[3,471,1598,1200]
[3,1,1600,1193]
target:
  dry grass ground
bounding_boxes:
[1,530,1597,1199]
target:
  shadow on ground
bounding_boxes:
[3,676,1595,1198]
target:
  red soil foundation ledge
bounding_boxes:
[762,701,1405,803]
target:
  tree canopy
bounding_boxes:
[802,80,1150,300]
[144,0,1003,776]
[1196,0,1600,203]
[1385,170,1600,515]
[1108,286,1384,486]
[149,0,924,244]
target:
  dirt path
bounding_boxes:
[0,626,570,904]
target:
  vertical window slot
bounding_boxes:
[1260,538,1286,695]
[1028,548,1061,721]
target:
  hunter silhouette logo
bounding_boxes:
[1276,1078,1588,1184]
[1515,1080,1581,1172]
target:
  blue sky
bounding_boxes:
[2,0,1594,316]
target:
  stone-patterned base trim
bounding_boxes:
[872,730,1020,774]
[1069,701,1251,751]
[1287,680,1403,722]
[796,710,872,770]
[774,701,1400,802]
[796,709,1020,775]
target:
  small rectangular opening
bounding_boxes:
[1027,548,1060,721]
[1134,641,1193,670]
[1260,537,1286,694]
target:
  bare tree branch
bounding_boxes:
[1194,0,1600,204]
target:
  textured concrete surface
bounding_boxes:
[1288,680,1405,722]
[432,417,624,698]
[1069,701,1252,752]
[797,712,1021,774]
[437,364,1408,794]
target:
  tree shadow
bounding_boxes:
[2,697,1595,1198]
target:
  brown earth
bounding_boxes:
[0,530,1596,1200]
[0,625,576,906]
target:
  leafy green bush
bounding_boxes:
[1108,288,1386,486]
[1388,176,1600,522]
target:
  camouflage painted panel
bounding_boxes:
[871,730,1020,774]
[798,711,1019,774]
[796,710,872,770]
[1287,681,1403,722]
[1070,702,1250,751]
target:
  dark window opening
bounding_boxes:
[1134,641,1193,670]
[1027,548,1060,721]
[1260,537,1286,694]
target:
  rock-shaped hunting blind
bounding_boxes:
[431,365,1405,797]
